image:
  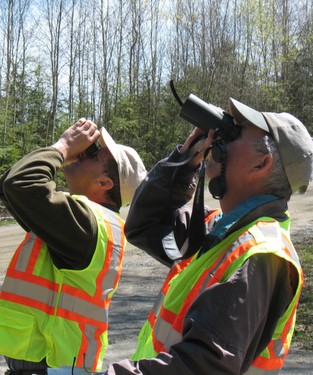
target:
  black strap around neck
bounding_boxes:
[160,150,208,261]
[183,161,206,258]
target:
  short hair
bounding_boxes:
[104,158,122,208]
[254,134,292,200]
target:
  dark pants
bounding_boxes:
[5,357,47,374]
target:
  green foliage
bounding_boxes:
[0,0,312,174]
[0,218,16,226]
[107,85,194,170]
[0,146,21,175]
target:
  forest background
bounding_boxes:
[0,0,313,175]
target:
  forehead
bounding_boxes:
[240,122,267,139]
[98,146,114,159]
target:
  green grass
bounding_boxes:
[292,236,313,350]
[0,218,16,226]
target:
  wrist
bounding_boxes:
[52,140,68,162]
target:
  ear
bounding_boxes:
[251,153,273,178]
[96,176,114,191]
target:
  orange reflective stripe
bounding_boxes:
[3,270,59,292]
[159,306,177,323]
[27,236,43,273]
[208,238,255,286]
[172,234,253,329]
[252,343,284,370]
[152,331,166,353]
[76,323,104,369]
[7,231,31,270]
[2,278,112,323]
[148,311,157,327]
[268,341,284,368]
[7,232,42,274]
[161,257,192,293]
[57,296,109,323]
[113,214,125,289]
[77,323,89,367]
[155,232,259,343]
[1,275,59,315]
[94,214,122,299]
[253,303,299,370]
[0,291,56,315]
[157,210,220,298]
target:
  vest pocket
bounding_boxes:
[0,305,45,359]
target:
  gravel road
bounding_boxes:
[1,187,312,374]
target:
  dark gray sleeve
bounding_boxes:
[106,253,294,375]
[0,147,98,270]
[125,147,199,267]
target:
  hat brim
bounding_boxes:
[229,98,270,133]
[99,127,120,164]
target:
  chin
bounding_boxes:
[64,162,82,179]
[64,161,78,171]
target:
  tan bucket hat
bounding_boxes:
[99,127,147,206]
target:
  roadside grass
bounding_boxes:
[0,218,16,226]
[293,236,313,350]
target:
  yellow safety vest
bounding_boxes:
[132,216,303,374]
[0,195,125,371]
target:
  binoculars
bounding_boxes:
[170,81,241,142]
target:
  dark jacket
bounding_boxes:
[106,146,296,375]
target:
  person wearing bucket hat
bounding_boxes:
[0,118,146,374]
[105,99,312,375]
[99,127,147,207]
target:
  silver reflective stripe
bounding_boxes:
[258,224,283,246]
[2,276,58,307]
[151,290,165,316]
[274,337,286,358]
[2,275,109,322]
[84,324,98,369]
[99,209,124,298]
[56,208,124,321]
[281,234,301,266]
[80,205,124,367]
[200,231,255,293]
[257,223,300,266]
[58,292,108,321]
[14,232,38,271]
[154,316,181,350]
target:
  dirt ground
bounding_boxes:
[0,186,313,374]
